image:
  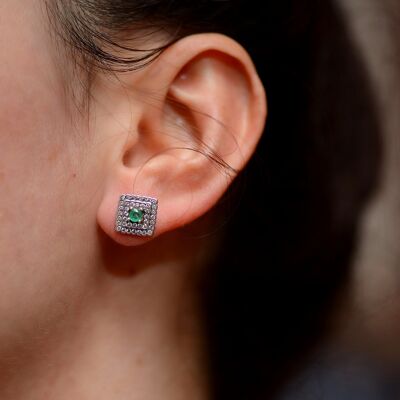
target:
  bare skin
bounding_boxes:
[0,1,266,399]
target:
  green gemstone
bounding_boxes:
[129,208,144,223]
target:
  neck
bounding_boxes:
[0,233,212,400]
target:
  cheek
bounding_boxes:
[0,75,71,333]
[0,1,73,260]
[0,75,72,292]
[0,3,97,358]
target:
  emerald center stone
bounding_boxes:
[129,208,144,223]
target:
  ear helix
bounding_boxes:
[115,194,158,237]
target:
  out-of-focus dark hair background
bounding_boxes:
[203,0,400,399]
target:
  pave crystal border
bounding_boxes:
[115,194,158,237]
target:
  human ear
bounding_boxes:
[95,33,267,246]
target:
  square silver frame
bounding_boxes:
[115,194,158,237]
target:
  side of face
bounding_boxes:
[0,0,105,358]
[0,0,266,368]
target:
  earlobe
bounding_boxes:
[95,33,267,246]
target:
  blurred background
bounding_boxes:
[277,0,400,397]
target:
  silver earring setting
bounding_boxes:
[115,194,158,237]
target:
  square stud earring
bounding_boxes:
[115,194,158,237]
